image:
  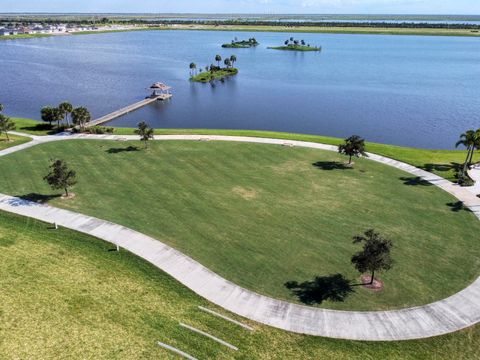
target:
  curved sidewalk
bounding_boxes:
[0,134,479,341]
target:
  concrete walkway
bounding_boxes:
[0,133,479,341]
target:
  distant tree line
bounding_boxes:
[2,18,479,30]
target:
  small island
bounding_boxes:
[269,37,321,52]
[222,37,259,48]
[189,55,239,83]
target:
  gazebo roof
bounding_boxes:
[150,82,172,90]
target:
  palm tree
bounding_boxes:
[230,55,237,67]
[71,107,91,131]
[338,135,368,165]
[290,37,294,42]
[41,106,55,125]
[135,121,154,148]
[301,40,306,46]
[0,114,15,141]
[189,62,197,76]
[52,107,64,128]
[215,54,222,67]
[456,129,480,177]
[284,40,289,45]
[224,58,231,68]
[59,102,73,126]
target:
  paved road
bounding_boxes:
[1,133,479,341]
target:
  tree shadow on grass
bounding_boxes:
[447,201,472,213]
[19,123,58,135]
[312,161,353,171]
[284,274,354,305]
[106,146,139,154]
[15,193,61,204]
[422,162,461,174]
[400,177,433,186]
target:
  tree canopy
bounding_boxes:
[338,135,367,164]
[135,121,154,148]
[351,229,393,285]
[43,159,77,197]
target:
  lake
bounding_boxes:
[0,30,479,148]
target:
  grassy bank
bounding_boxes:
[0,33,52,41]
[169,24,480,37]
[12,117,60,135]
[71,27,161,36]
[222,40,259,48]
[269,45,321,51]
[190,68,238,82]
[0,134,31,150]
[1,140,479,311]
[11,118,475,182]
[2,26,479,41]
[1,210,479,359]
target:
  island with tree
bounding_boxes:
[269,37,321,52]
[222,37,259,48]
[189,54,239,83]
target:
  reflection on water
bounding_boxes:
[0,30,479,149]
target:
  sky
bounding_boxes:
[0,0,478,15]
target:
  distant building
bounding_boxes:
[0,28,18,36]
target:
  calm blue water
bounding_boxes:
[1,30,479,149]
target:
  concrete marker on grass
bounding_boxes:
[157,341,198,360]
[198,306,254,331]
[179,322,239,351]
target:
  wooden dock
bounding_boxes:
[88,94,172,127]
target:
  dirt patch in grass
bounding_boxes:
[361,275,384,292]
[232,186,259,200]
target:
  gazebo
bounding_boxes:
[149,82,172,98]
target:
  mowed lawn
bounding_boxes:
[0,134,31,151]
[1,211,480,359]
[0,140,479,311]
[12,118,476,181]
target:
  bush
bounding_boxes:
[456,170,475,187]
[86,126,114,134]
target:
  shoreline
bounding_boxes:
[11,118,477,182]
[1,24,480,41]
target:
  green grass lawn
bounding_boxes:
[0,134,31,151]
[0,33,52,41]
[0,207,479,359]
[268,45,321,51]
[171,24,480,37]
[12,117,59,135]
[0,140,478,311]
[11,118,475,181]
[190,68,239,82]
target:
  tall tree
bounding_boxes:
[189,62,197,76]
[43,159,77,197]
[215,54,222,67]
[224,58,231,68]
[41,106,56,125]
[135,121,154,148]
[51,107,64,128]
[456,129,480,178]
[58,101,73,126]
[338,135,367,165]
[351,229,393,285]
[230,54,237,66]
[71,107,91,131]
[0,114,15,141]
